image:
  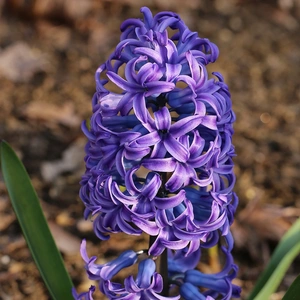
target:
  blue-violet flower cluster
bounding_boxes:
[75,6,241,300]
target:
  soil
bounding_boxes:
[0,1,300,299]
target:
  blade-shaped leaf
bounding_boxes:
[282,274,300,300]
[0,141,74,299]
[248,217,300,300]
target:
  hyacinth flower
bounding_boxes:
[77,6,240,299]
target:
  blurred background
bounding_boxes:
[0,0,300,299]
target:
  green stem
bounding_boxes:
[148,172,169,296]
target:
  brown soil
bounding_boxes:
[0,1,300,299]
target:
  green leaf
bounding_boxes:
[248,217,300,300]
[283,274,300,300]
[0,141,74,300]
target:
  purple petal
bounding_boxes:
[120,19,144,31]
[155,209,172,228]
[80,239,89,263]
[151,140,167,158]
[166,39,178,62]
[169,115,204,138]
[154,190,186,209]
[117,92,134,115]
[124,276,141,293]
[166,163,196,192]
[154,107,171,131]
[189,131,205,158]
[142,173,161,200]
[161,238,189,250]
[116,212,142,235]
[196,93,222,119]
[168,247,201,273]
[194,101,206,116]
[131,217,159,235]
[107,71,141,93]
[100,250,138,280]
[130,131,161,147]
[184,269,231,294]
[99,92,123,116]
[124,145,151,160]
[125,167,140,194]
[144,81,175,97]
[193,171,213,187]
[124,276,140,293]
[165,63,182,82]
[81,121,96,141]
[124,57,139,83]
[72,285,95,300]
[188,145,214,168]
[133,93,149,124]
[186,51,201,82]
[180,282,206,300]
[164,134,189,163]
[197,211,227,231]
[142,158,176,172]
[116,149,126,177]
[185,239,201,256]
[134,47,163,64]
[111,182,136,205]
[172,226,206,241]
[175,74,197,90]
[138,63,164,83]
[136,259,156,288]
[148,236,164,256]
[140,7,154,28]
[202,115,217,130]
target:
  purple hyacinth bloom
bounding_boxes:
[80,239,138,281]
[81,6,236,249]
[79,6,240,299]
[80,254,180,300]
[117,259,179,299]
[168,232,240,300]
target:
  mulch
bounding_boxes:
[0,1,299,299]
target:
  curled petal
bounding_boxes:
[154,190,186,209]
[131,217,159,236]
[165,163,196,192]
[133,93,149,124]
[142,158,176,172]
[101,250,138,280]
[154,106,171,131]
[129,131,161,148]
[144,81,175,97]
[164,134,189,163]
[169,115,205,138]
[165,63,182,82]
[107,71,141,93]
[134,47,163,65]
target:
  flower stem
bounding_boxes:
[159,249,169,296]
[148,236,169,296]
[148,171,169,296]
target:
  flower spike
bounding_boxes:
[77,6,240,300]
